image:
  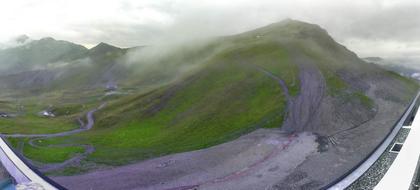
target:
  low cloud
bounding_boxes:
[1,0,420,63]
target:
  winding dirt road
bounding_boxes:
[1,103,105,138]
[0,103,105,172]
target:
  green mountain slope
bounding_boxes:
[1,20,418,174]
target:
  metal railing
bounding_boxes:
[0,137,66,190]
[323,92,420,190]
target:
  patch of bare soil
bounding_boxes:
[281,54,325,132]
[271,98,405,189]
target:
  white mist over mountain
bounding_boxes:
[0,0,420,65]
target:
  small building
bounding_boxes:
[105,82,118,92]
[0,112,9,118]
[40,110,55,117]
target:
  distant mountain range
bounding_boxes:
[364,57,420,80]
[0,37,136,90]
[0,37,87,74]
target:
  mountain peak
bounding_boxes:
[240,19,328,40]
[275,18,310,25]
[280,18,315,26]
[92,42,119,49]
[39,37,56,42]
[90,42,121,51]
[89,42,123,57]
[15,35,30,44]
[238,19,339,51]
[264,19,325,34]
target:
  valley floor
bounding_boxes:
[53,129,318,190]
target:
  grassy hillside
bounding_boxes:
[2,20,418,175]
[43,40,298,168]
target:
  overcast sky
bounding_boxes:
[0,0,419,59]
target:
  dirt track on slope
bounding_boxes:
[1,103,105,172]
[250,49,326,133]
[1,103,105,138]
[281,53,325,132]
